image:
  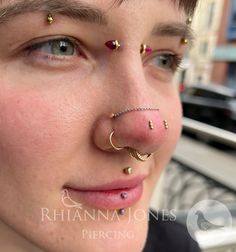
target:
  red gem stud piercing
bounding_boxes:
[105,40,121,50]
[140,44,152,55]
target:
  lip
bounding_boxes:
[64,176,146,210]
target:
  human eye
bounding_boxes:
[145,52,183,72]
[29,38,75,56]
[22,36,85,68]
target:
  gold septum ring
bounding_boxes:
[127,148,152,162]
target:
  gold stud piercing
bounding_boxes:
[181,38,189,45]
[47,14,54,25]
[149,120,154,130]
[181,17,192,44]
[163,120,169,130]
[123,167,133,175]
[109,131,124,151]
[186,17,192,25]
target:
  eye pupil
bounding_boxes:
[50,40,75,55]
[162,58,168,65]
[60,44,67,52]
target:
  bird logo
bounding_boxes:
[61,189,83,209]
[195,210,224,231]
[186,200,232,243]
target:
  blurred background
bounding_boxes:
[151,0,236,251]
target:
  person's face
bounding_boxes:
[0,0,189,251]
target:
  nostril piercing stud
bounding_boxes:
[120,192,128,199]
[148,120,154,130]
[47,14,54,24]
[123,167,132,175]
[105,40,121,50]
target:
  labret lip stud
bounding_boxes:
[105,40,121,50]
[123,167,132,175]
[121,192,128,199]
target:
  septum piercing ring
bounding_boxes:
[128,148,152,162]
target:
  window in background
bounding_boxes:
[227,0,236,40]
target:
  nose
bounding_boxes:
[93,108,168,156]
[93,53,168,158]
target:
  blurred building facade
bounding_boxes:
[180,0,236,90]
[211,0,236,89]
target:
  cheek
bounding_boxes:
[152,93,182,176]
[0,89,67,167]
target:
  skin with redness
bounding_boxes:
[0,0,194,251]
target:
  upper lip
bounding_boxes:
[65,175,147,192]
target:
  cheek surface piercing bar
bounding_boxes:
[163,120,169,130]
[149,120,154,130]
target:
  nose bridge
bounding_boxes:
[108,52,151,107]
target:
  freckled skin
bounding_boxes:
[0,0,185,251]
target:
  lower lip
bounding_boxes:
[66,183,143,210]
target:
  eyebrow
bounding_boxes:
[152,22,195,45]
[0,0,108,25]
